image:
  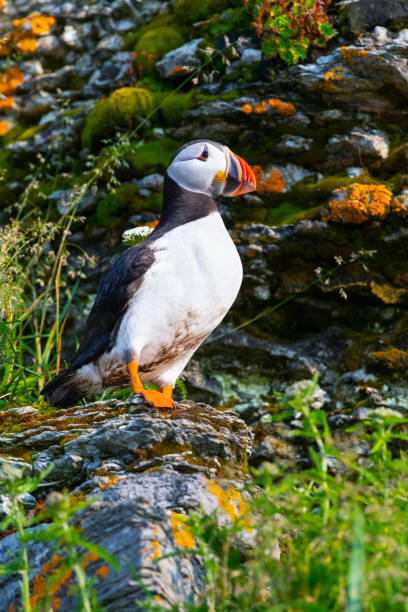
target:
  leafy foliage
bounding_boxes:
[244,0,337,64]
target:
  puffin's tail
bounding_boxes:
[41,368,87,408]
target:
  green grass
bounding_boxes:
[140,377,408,611]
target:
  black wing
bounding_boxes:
[70,242,155,369]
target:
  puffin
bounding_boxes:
[41,140,256,409]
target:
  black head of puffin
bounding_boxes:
[166,140,256,199]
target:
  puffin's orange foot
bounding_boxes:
[142,388,173,409]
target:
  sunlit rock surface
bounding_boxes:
[0,398,254,611]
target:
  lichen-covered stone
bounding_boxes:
[0,398,254,611]
[156,38,203,79]
[81,87,155,147]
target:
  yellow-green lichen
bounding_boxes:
[134,25,184,76]
[123,138,180,172]
[372,347,408,370]
[81,87,155,148]
[160,91,195,124]
[174,0,235,24]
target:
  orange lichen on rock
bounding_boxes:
[372,347,408,370]
[340,46,368,63]
[242,99,295,116]
[317,66,343,91]
[0,96,13,110]
[150,538,161,559]
[0,12,54,57]
[15,36,37,52]
[207,480,253,533]
[324,183,393,224]
[13,13,55,35]
[268,98,296,115]
[95,565,109,579]
[98,476,126,489]
[370,280,405,304]
[170,511,195,549]
[0,67,23,96]
[252,165,284,194]
[83,551,99,567]
[254,100,268,114]
[391,195,408,217]
[30,554,72,608]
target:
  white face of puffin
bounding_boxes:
[166,140,256,198]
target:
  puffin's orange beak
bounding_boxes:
[223,151,256,197]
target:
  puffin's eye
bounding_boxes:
[198,149,209,161]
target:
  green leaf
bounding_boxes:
[319,22,337,38]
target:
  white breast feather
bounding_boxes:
[110,212,242,387]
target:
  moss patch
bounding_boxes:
[264,202,309,226]
[174,0,237,25]
[160,91,195,124]
[81,87,155,148]
[142,192,163,213]
[124,138,180,173]
[17,123,49,142]
[96,184,141,228]
[134,22,184,76]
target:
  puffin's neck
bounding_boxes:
[155,174,219,233]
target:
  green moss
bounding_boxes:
[81,87,155,148]
[197,88,241,103]
[18,123,49,142]
[134,25,184,75]
[61,106,87,119]
[142,192,163,213]
[160,91,195,124]
[96,184,141,227]
[264,202,309,226]
[174,0,238,25]
[2,125,24,146]
[67,75,87,90]
[124,138,180,172]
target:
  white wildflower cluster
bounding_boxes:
[122,226,154,247]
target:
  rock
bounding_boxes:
[48,187,101,215]
[0,398,254,611]
[85,51,135,93]
[325,128,390,161]
[315,108,344,124]
[340,0,408,33]
[239,48,262,66]
[96,34,124,53]
[263,163,313,193]
[276,134,314,153]
[61,25,82,48]
[346,166,364,177]
[226,48,262,74]
[7,406,39,416]
[156,38,203,79]
[137,173,164,192]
